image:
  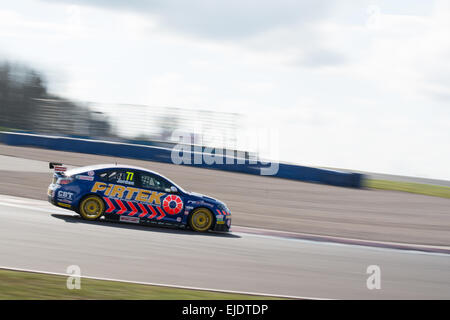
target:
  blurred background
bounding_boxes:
[0,61,245,152]
[1,0,450,179]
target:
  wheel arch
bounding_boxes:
[76,192,106,214]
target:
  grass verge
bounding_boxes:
[0,269,280,300]
[366,179,450,199]
[0,269,282,300]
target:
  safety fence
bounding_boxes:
[0,131,364,188]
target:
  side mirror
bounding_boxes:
[170,186,178,193]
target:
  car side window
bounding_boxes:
[98,169,137,186]
[139,172,170,192]
[98,170,118,182]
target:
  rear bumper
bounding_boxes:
[48,184,73,209]
[47,184,56,204]
[47,195,55,204]
[48,195,72,209]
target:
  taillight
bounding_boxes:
[57,178,73,185]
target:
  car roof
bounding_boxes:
[65,164,183,191]
[65,163,186,192]
[66,163,161,176]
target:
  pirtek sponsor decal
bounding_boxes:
[91,182,164,205]
[91,182,181,219]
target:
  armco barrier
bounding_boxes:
[0,132,364,188]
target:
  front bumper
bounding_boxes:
[213,215,231,232]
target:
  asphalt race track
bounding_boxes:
[0,196,449,299]
[0,145,449,299]
[1,145,450,246]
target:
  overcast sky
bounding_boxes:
[1,0,449,179]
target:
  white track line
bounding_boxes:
[232,226,450,256]
[0,266,330,300]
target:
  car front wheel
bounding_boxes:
[189,208,214,232]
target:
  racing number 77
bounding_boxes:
[125,171,134,181]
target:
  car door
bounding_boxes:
[97,168,138,215]
[137,171,185,223]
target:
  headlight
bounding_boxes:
[218,203,230,213]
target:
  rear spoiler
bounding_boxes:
[49,162,67,172]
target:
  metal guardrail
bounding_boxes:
[16,99,244,151]
[0,131,365,188]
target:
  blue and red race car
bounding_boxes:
[47,163,231,232]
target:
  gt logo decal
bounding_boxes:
[163,195,183,215]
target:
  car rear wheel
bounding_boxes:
[189,208,213,232]
[79,195,105,221]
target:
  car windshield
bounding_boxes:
[158,174,186,193]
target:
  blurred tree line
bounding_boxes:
[0,61,112,137]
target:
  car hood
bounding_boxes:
[186,191,222,205]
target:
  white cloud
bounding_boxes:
[1,0,450,179]
[44,0,335,39]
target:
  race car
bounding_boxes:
[47,163,231,232]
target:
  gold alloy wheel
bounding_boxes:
[189,208,213,232]
[79,195,105,220]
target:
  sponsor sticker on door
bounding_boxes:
[119,216,140,224]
